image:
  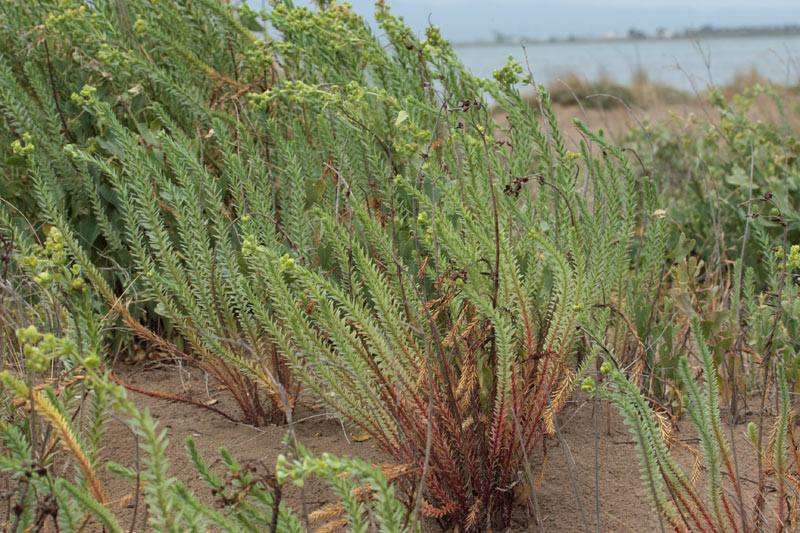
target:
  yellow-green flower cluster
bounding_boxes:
[775,244,800,269]
[789,245,800,269]
[268,3,315,32]
[44,4,86,31]
[244,40,274,71]
[252,80,338,108]
[277,253,295,273]
[790,245,800,269]
[10,132,34,157]
[97,41,135,68]
[241,234,261,257]
[492,56,527,87]
[275,453,310,486]
[422,25,450,56]
[132,18,146,34]
[15,325,79,372]
[70,84,97,106]
[24,228,87,292]
[423,225,434,246]
[374,2,414,44]
[393,115,431,157]
[269,1,367,54]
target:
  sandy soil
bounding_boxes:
[87,361,780,532]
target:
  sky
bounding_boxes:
[276,1,800,42]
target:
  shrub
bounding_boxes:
[592,311,797,531]
[624,85,800,282]
[0,0,692,530]
[239,9,670,528]
[0,237,415,532]
[624,85,800,399]
[0,0,289,424]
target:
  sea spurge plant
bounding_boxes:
[2,240,400,533]
[276,441,417,533]
[1,0,671,530]
[492,56,530,87]
[0,245,113,531]
[241,70,662,528]
[596,312,797,531]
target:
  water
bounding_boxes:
[454,36,800,90]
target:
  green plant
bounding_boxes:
[237,13,671,528]
[589,308,796,531]
[0,1,679,529]
[1,1,742,530]
[625,86,800,283]
[0,0,304,424]
[0,235,416,532]
[621,85,800,403]
[0,227,112,531]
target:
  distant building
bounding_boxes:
[627,28,647,40]
[655,27,675,39]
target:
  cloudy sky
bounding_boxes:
[304,0,800,42]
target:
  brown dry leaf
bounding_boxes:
[118,491,135,509]
[690,453,702,486]
[351,431,371,442]
[12,397,27,410]
[380,463,413,481]
[314,518,349,533]
[309,503,345,523]
[421,498,459,518]
[466,499,482,528]
[652,406,674,449]
[534,451,548,489]
[544,364,571,435]
[417,255,428,279]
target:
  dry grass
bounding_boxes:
[535,68,799,110]
[541,70,689,109]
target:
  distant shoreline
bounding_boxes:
[453,32,800,49]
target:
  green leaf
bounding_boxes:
[239,13,264,32]
[724,166,754,188]
[4,155,27,167]
[59,479,124,533]
[666,232,695,261]
[305,178,327,208]
[394,110,408,126]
